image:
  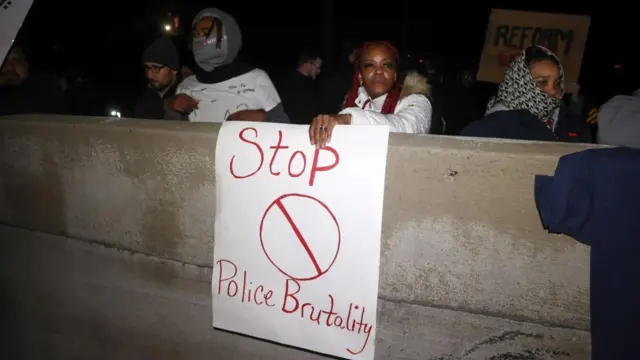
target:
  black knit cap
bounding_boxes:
[142,37,180,71]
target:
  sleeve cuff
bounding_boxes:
[534,175,555,231]
[339,108,366,125]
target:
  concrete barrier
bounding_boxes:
[0,115,593,359]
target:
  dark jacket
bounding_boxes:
[461,105,592,143]
[0,73,65,116]
[134,83,182,120]
[535,147,640,360]
[279,71,322,125]
[438,74,480,135]
[319,65,353,114]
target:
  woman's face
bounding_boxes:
[359,45,397,99]
[529,59,563,99]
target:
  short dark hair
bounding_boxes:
[297,48,320,67]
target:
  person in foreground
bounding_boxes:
[461,45,590,143]
[535,146,640,360]
[309,41,432,148]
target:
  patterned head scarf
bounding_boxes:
[487,46,564,121]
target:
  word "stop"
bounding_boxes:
[229,127,340,186]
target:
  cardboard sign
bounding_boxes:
[0,0,34,63]
[213,122,389,359]
[477,9,591,85]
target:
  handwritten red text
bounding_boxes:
[229,127,340,186]
[216,259,276,307]
[215,259,373,355]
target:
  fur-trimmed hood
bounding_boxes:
[341,70,431,108]
[339,69,433,134]
[400,70,430,99]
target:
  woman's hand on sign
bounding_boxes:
[169,94,199,114]
[309,114,351,149]
[227,109,267,122]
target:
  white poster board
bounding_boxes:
[213,122,389,359]
[0,0,34,63]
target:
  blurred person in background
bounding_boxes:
[0,45,65,116]
[278,47,324,124]
[320,38,360,113]
[439,68,480,135]
[61,67,104,116]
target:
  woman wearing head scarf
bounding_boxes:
[309,41,432,148]
[461,45,591,143]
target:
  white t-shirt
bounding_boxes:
[176,68,281,123]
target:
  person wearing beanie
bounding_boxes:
[134,36,184,120]
[172,7,289,123]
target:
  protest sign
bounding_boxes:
[0,0,34,62]
[213,122,389,359]
[477,9,591,86]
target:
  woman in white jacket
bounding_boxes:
[309,41,432,148]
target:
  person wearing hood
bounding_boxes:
[461,46,591,143]
[596,89,640,148]
[173,8,289,123]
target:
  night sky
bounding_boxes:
[12,0,639,108]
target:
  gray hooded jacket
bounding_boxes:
[597,94,640,148]
[189,8,289,123]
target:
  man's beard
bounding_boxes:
[149,80,171,93]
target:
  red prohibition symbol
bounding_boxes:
[259,193,341,281]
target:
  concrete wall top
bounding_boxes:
[0,115,595,330]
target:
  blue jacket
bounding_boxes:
[535,147,640,360]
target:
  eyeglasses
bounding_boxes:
[144,64,166,74]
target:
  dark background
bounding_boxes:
[12,0,638,112]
